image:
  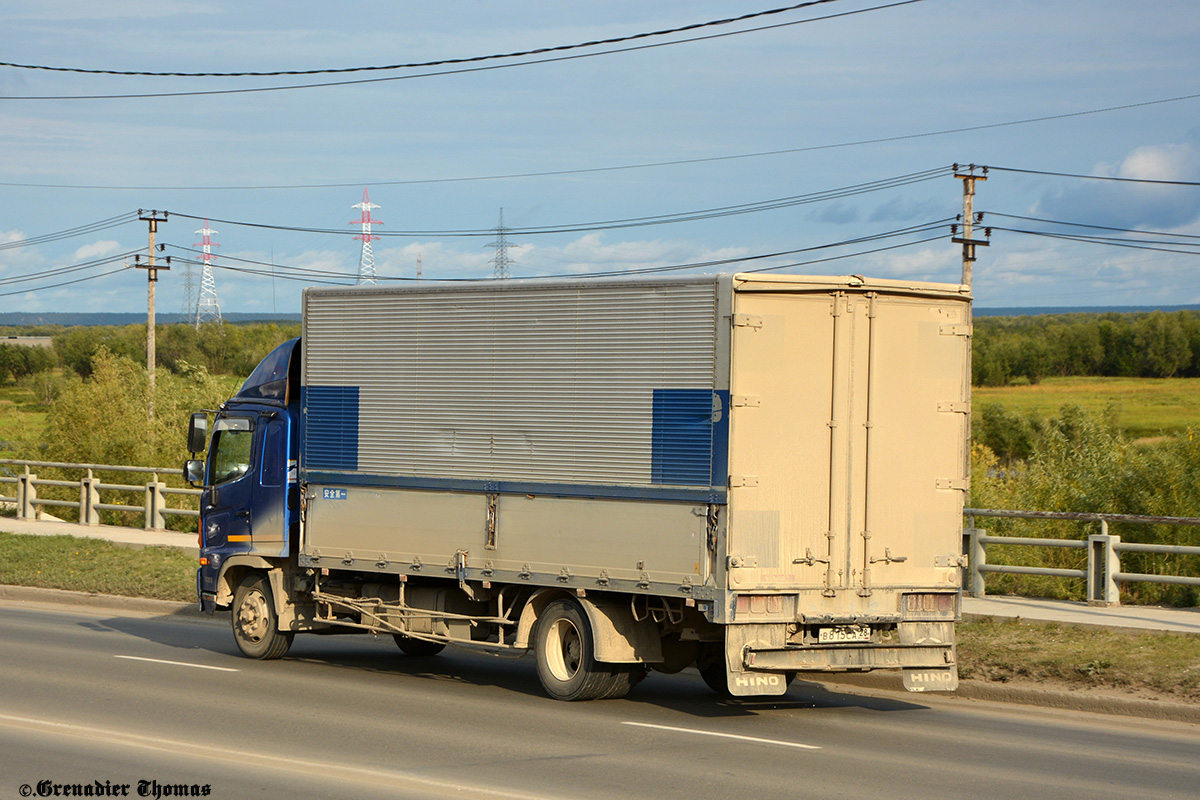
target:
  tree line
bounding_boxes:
[0,322,300,384]
[973,310,1200,386]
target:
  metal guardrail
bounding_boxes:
[4,458,1199,600]
[0,459,201,532]
[964,508,1200,607]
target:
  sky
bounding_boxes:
[1,0,1199,316]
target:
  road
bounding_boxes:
[1,601,1197,800]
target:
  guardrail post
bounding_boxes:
[79,468,100,525]
[963,526,986,596]
[17,471,37,519]
[1087,525,1121,606]
[145,474,166,530]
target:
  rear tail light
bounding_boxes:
[902,592,956,618]
[734,594,792,617]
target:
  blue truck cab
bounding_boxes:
[188,339,301,616]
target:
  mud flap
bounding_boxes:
[728,670,790,696]
[903,666,959,692]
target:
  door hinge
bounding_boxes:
[731,395,761,408]
[935,478,970,491]
[729,475,759,488]
[937,401,970,414]
[940,323,973,336]
[732,313,763,329]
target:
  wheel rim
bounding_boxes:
[236,589,270,644]
[545,617,582,682]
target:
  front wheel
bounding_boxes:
[534,598,635,701]
[232,574,294,659]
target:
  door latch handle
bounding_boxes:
[236,509,251,519]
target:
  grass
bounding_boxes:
[0,531,195,602]
[0,531,1196,703]
[0,380,48,458]
[974,376,1200,440]
[958,617,1200,701]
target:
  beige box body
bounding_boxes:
[299,274,970,668]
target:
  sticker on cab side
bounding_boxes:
[322,488,348,500]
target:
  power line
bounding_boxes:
[6,81,1198,189]
[992,227,1200,257]
[0,1,925,101]
[0,265,131,298]
[985,165,1200,187]
[163,168,948,238]
[0,250,143,286]
[984,212,1200,240]
[167,218,953,282]
[0,2,848,78]
[0,212,139,250]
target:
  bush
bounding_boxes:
[970,405,1200,606]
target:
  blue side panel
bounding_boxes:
[304,386,360,471]
[710,389,730,488]
[652,389,718,487]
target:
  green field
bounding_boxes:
[974,376,1200,440]
[0,380,47,458]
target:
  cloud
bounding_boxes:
[1033,142,1200,229]
[72,240,121,261]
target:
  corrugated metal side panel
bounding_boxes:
[302,280,719,487]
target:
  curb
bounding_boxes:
[0,584,214,622]
[821,671,1200,724]
[3,584,1198,723]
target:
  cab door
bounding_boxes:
[249,417,289,554]
[202,416,256,550]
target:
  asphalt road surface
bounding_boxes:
[1,601,1197,800]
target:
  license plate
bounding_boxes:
[818,625,871,643]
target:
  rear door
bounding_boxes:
[726,285,969,593]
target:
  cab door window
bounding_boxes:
[208,420,256,485]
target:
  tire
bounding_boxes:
[231,574,294,660]
[393,634,446,657]
[696,640,730,696]
[534,598,634,701]
[696,640,795,696]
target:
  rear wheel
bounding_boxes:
[392,634,446,657]
[534,598,635,701]
[696,640,730,695]
[232,574,293,659]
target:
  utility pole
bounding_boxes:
[951,164,990,288]
[135,209,169,421]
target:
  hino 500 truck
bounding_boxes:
[187,273,970,700]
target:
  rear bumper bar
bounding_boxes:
[745,643,953,672]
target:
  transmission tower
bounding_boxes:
[486,208,521,280]
[351,188,382,285]
[180,261,196,326]
[194,220,223,327]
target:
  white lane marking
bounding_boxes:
[622,721,820,750]
[0,713,554,800]
[115,655,239,672]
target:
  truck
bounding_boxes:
[187,272,971,700]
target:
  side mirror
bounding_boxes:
[187,412,208,454]
[185,459,206,487]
